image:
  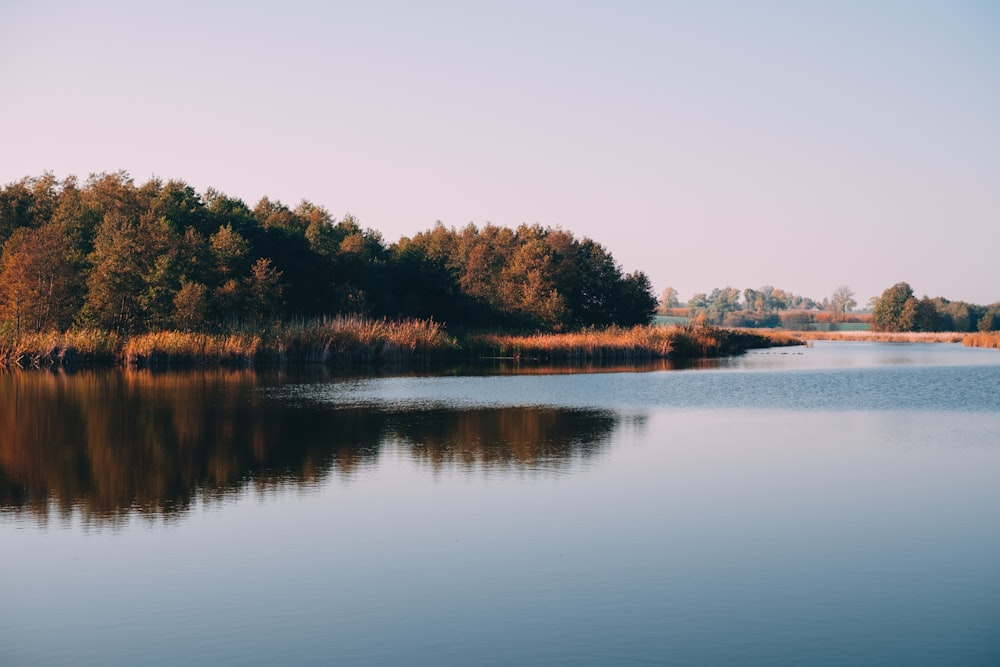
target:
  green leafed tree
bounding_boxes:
[246,258,285,322]
[84,213,180,333]
[872,282,916,332]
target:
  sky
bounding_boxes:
[2,0,998,305]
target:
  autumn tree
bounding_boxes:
[979,306,1000,332]
[0,223,79,334]
[872,282,916,332]
[171,280,210,331]
[1,172,663,332]
[687,287,741,325]
[246,258,284,322]
[84,213,180,333]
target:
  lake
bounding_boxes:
[2,341,999,666]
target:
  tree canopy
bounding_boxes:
[871,281,999,333]
[0,173,658,334]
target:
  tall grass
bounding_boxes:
[123,331,263,367]
[1,316,457,369]
[796,331,968,343]
[964,331,1000,350]
[468,325,802,361]
[125,316,458,367]
[0,329,121,368]
[265,316,458,365]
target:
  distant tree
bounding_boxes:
[932,297,981,332]
[978,305,1000,332]
[830,285,857,321]
[687,293,708,310]
[912,297,940,332]
[770,288,790,310]
[686,287,741,324]
[743,285,789,313]
[659,286,680,311]
[706,287,741,323]
[872,282,916,332]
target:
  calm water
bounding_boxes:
[2,341,999,666]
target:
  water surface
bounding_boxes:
[2,341,999,666]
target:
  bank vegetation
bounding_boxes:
[0,320,805,370]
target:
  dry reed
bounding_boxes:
[267,316,458,365]
[124,331,263,367]
[795,331,968,343]
[125,316,458,367]
[0,329,121,368]
[964,331,1000,350]
[468,325,802,361]
[1,316,458,369]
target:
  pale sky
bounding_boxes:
[2,1,998,305]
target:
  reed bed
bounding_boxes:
[0,329,122,368]
[795,330,968,343]
[1,316,458,369]
[468,325,802,361]
[267,316,458,365]
[126,316,458,367]
[124,332,263,367]
[964,331,1000,350]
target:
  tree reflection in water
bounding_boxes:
[0,369,621,524]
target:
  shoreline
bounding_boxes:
[794,330,1000,349]
[0,322,803,370]
[5,323,996,371]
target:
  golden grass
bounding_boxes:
[125,316,458,367]
[26,320,999,369]
[468,325,803,361]
[0,329,122,368]
[964,331,1000,350]
[124,331,263,366]
[268,316,458,365]
[1,316,458,369]
[795,330,968,343]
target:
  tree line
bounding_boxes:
[871,282,1000,333]
[0,173,658,335]
[662,284,859,327]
